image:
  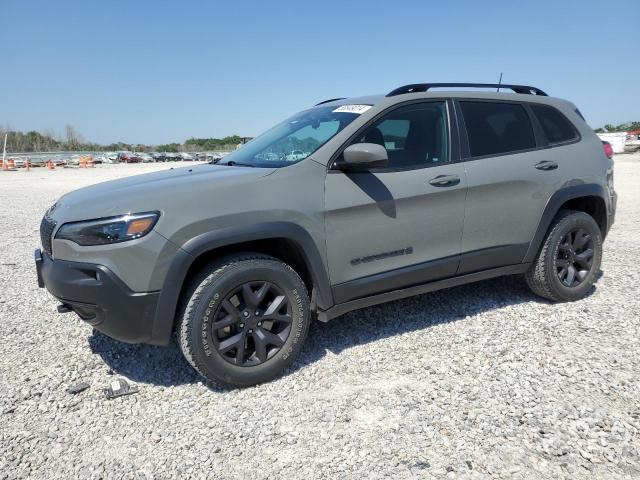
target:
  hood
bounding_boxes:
[48,164,274,225]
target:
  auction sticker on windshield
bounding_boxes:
[332,105,372,114]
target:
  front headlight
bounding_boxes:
[55,212,159,246]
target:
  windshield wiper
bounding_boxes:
[224,160,256,167]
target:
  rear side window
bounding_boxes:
[531,104,579,144]
[460,101,536,157]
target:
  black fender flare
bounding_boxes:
[149,222,332,345]
[523,183,608,263]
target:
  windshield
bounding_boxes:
[220,105,365,167]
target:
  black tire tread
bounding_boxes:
[176,253,309,387]
[525,210,575,301]
[525,209,601,302]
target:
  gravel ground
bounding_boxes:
[1,157,639,479]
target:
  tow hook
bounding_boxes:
[57,304,72,314]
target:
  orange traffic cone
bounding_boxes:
[87,155,95,168]
[7,159,16,170]
[1,159,7,171]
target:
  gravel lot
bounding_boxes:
[1,157,639,479]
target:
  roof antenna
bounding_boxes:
[496,72,503,92]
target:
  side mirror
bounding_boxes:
[339,143,388,171]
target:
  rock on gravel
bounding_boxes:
[1,158,639,479]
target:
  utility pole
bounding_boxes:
[2,133,7,170]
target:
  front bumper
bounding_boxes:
[35,248,161,344]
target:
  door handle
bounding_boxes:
[429,174,460,187]
[535,161,558,171]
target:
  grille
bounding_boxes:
[40,215,57,255]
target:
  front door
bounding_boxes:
[324,101,468,304]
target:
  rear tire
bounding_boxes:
[525,210,602,302]
[177,254,310,388]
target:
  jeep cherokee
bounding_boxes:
[36,83,617,387]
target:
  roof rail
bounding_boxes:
[315,97,346,106]
[386,83,548,97]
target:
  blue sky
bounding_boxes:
[1,0,638,145]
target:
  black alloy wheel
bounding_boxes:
[177,254,311,387]
[212,281,292,367]
[556,227,595,287]
[526,210,603,302]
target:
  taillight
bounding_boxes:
[602,141,614,159]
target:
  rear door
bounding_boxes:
[455,99,567,273]
[325,100,468,303]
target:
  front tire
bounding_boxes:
[525,210,603,302]
[177,254,310,387]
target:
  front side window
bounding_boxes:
[531,104,579,144]
[460,101,536,157]
[348,101,449,169]
[220,106,363,167]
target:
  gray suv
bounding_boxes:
[36,83,617,387]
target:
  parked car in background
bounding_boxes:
[32,156,49,167]
[150,152,165,162]
[12,157,28,168]
[117,152,141,163]
[164,152,179,161]
[24,155,42,167]
[207,152,224,163]
[116,152,130,163]
[97,153,115,164]
[51,156,67,167]
[138,153,154,163]
[178,153,194,161]
[625,132,640,153]
[285,150,308,161]
[66,155,81,166]
[256,152,281,162]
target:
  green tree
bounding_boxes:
[156,143,181,152]
[1,127,248,153]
